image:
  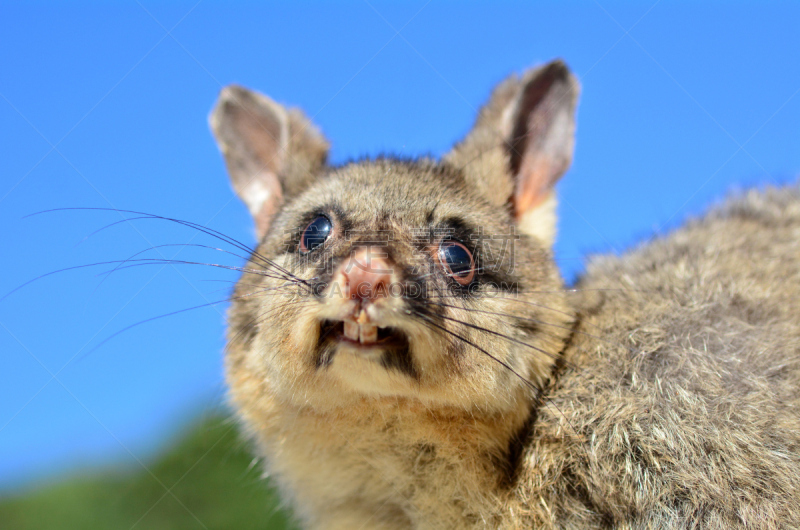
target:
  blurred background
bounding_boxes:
[1,1,798,528]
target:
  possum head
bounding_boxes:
[211,60,579,413]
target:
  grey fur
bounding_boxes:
[210,60,800,529]
[517,185,800,528]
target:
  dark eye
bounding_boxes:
[299,215,332,253]
[438,241,475,285]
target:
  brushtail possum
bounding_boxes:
[210,60,800,529]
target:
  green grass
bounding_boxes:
[0,415,297,530]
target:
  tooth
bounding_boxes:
[344,321,360,341]
[359,324,378,344]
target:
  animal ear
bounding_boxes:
[209,85,329,238]
[446,60,579,246]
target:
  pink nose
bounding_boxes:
[341,247,394,301]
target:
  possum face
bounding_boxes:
[212,61,579,412]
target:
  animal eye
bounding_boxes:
[438,241,475,285]
[299,215,332,253]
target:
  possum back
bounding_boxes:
[515,185,800,528]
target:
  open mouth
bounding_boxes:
[319,320,409,349]
[316,319,415,376]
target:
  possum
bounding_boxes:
[209,59,800,529]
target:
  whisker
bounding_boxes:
[78,282,301,361]
[412,310,542,392]
[93,259,300,284]
[424,286,654,296]
[424,289,639,355]
[1,259,166,303]
[411,309,579,436]
[431,312,571,366]
[92,242,266,295]
[27,207,304,285]
[424,300,613,349]
[75,215,174,245]
[201,278,318,289]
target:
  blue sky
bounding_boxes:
[1,1,798,492]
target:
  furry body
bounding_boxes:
[212,62,800,528]
[227,185,800,529]
[516,186,800,528]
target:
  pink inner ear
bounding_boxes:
[507,62,577,220]
[252,174,284,238]
[514,156,553,217]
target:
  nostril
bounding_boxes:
[344,269,391,300]
[341,247,394,301]
[351,273,389,300]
